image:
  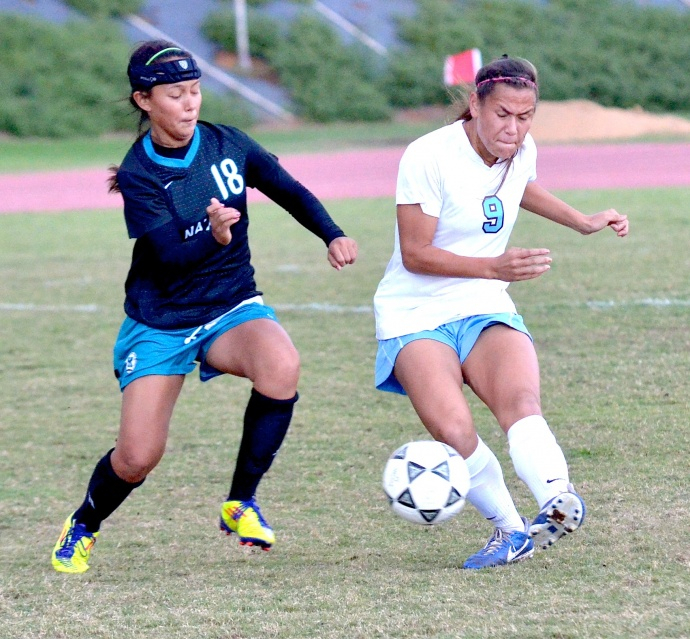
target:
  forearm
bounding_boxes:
[397,204,551,282]
[398,202,497,278]
[274,184,345,245]
[402,245,496,279]
[251,157,345,245]
[520,182,591,233]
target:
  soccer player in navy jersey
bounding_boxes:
[52,40,358,573]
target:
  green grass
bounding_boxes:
[248,117,448,155]
[0,117,448,173]
[0,136,132,172]
[1,188,689,638]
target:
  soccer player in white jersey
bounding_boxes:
[374,55,628,569]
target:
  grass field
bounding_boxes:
[1,185,689,638]
[0,118,450,173]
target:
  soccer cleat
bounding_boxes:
[529,484,586,549]
[51,513,99,574]
[220,498,275,550]
[463,517,534,569]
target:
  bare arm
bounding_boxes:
[397,203,551,282]
[520,181,629,237]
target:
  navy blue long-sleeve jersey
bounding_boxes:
[116,121,345,329]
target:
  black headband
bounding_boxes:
[128,57,202,91]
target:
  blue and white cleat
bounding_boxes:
[529,484,586,549]
[463,517,534,569]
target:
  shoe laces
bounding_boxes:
[482,529,508,555]
[58,521,91,556]
[231,499,269,527]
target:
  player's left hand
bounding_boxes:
[586,209,629,237]
[327,236,358,270]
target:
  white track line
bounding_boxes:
[2,298,688,315]
[585,298,690,309]
[274,302,373,314]
[0,303,99,313]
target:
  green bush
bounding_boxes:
[0,14,254,139]
[3,0,688,136]
[382,49,450,108]
[383,0,690,112]
[198,92,254,132]
[204,8,391,122]
[268,15,391,122]
[0,17,133,137]
[63,0,143,18]
[202,8,281,60]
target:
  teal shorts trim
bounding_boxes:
[375,313,531,395]
[113,300,278,391]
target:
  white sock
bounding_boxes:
[508,415,570,509]
[465,437,524,532]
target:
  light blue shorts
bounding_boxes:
[113,299,278,391]
[375,313,531,395]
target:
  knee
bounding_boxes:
[437,409,475,440]
[515,390,541,417]
[111,444,164,483]
[257,345,300,397]
[421,405,477,455]
[275,351,301,395]
[498,390,542,430]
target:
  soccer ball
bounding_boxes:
[382,440,470,525]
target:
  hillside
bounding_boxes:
[2,0,689,123]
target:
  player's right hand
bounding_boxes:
[492,247,551,281]
[207,197,241,246]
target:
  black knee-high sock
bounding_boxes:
[228,389,298,501]
[73,449,144,533]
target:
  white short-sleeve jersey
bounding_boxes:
[374,120,537,340]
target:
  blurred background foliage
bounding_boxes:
[2,0,689,137]
[63,0,144,18]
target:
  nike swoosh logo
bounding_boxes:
[546,478,566,484]
[164,181,173,189]
[507,540,530,562]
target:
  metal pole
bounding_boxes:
[234,0,252,72]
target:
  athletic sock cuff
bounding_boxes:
[463,437,493,477]
[506,415,551,444]
[250,388,299,405]
[103,448,145,488]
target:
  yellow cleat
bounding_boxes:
[51,514,99,573]
[220,499,275,550]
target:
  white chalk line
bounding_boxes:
[274,302,373,314]
[0,303,100,313]
[585,298,690,309]
[1,298,689,316]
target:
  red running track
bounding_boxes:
[1,142,689,214]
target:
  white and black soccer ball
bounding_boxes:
[382,440,470,525]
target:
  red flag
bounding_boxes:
[443,48,483,86]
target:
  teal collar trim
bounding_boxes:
[142,126,200,168]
